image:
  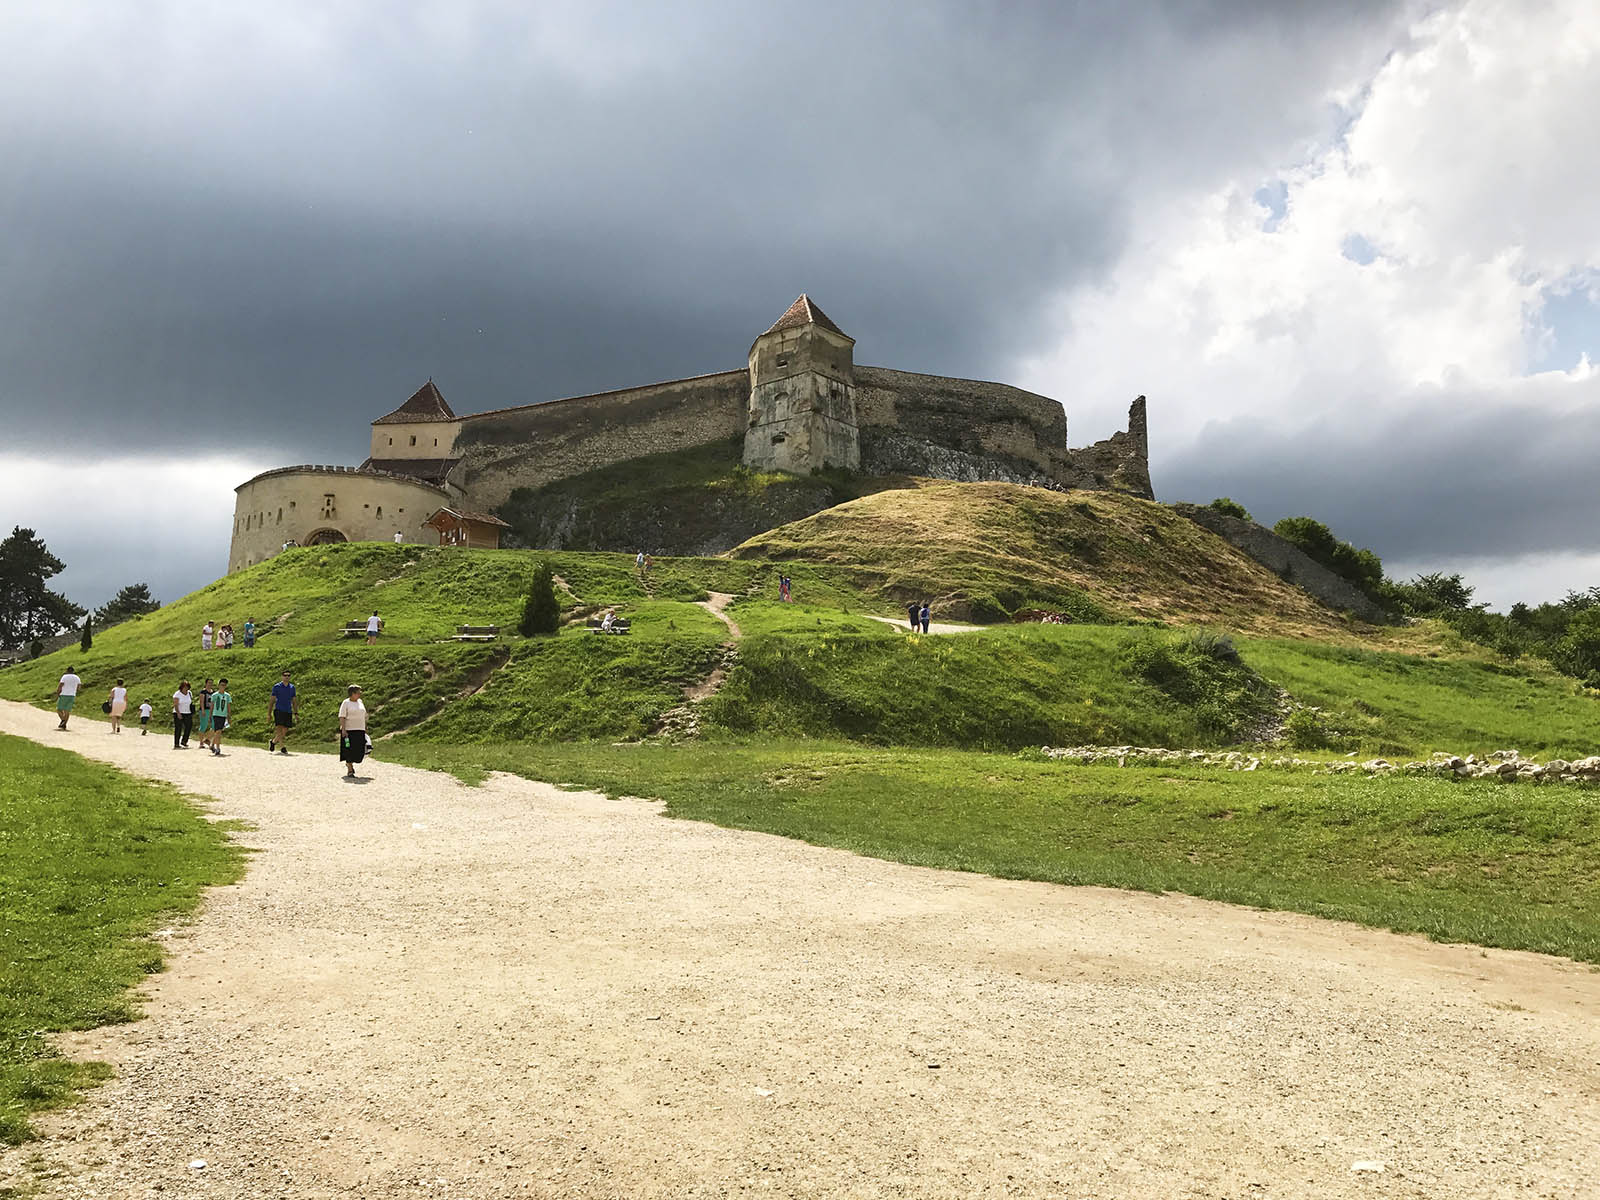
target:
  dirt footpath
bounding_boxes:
[2,700,1597,1199]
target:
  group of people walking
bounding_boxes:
[52,665,370,778]
[907,601,931,632]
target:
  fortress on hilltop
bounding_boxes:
[228,295,1152,572]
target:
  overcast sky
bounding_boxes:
[2,0,1595,610]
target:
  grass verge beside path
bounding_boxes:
[0,734,243,1144]
[390,739,1600,965]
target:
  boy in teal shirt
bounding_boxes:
[209,678,232,756]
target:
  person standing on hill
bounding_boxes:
[172,681,193,749]
[201,621,214,651]
[338,685,367,778]
[365,611,383,644]
[636,550,645,572]
[54,666,81,730]
[208,678,231,757]
[920,603,930,633]
[107,678,128,733]
[243,617,256,648]
[393,530,404,544]
[268,670,297,754]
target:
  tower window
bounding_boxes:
[410,435,417,446]
[277,508,283,523]
[776,356,789,368]
[388,437,393,446]
[771,433,786,445]
[376,506,383,518]
[322,493,336,518]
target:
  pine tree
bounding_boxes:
[519,561,561,636]
[95,583,161,627]
[80,616,93,652]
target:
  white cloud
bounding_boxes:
[1016,0,1600,604]
[1020,0,1600,443]
[0,455,272,610]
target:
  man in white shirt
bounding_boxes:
[393,531,404,544]
[55,666,82,730]
[365,611,383,645]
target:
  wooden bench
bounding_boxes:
[340,621,367,639]
[586,617,632,635]
[451,624,500,642]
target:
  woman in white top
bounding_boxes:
[108,678,129,732]
[201,621,214,651]
[338,684,367,777]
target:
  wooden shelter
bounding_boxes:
[424,506,511,550]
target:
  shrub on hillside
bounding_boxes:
[1272,516,1385,598]
[1117,629,1272,743]
[79,618,92,652]
[1207,497,1253,522]
[1284,706,1332,750]
[518,561,562,636]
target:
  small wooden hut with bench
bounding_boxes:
[424,507,511,550]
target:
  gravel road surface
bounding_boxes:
[2,700,1597,1198]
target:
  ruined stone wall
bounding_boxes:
[1058,397,1152,498]
[445,363,1152,512]
[1172,503,1389,623]
[854,369,1152,498]
[452,370,749,509]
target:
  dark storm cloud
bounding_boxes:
[0,0,1409,459]
[1157,380,1600,563]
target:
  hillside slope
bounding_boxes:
[733,482,1365,636]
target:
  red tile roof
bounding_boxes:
[764,294,849,338]
[373,379,458,425]
[359,457,461,485]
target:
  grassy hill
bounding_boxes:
[3,484,1596,757]
[731,482,1367,635]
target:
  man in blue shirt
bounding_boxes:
[268,670,298,754]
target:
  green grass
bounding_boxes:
[387,738,1600,965]
[0,734,243,1143]
[700,624,1278,749]
[1244,637,1600,758]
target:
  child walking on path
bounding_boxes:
[195,679,215,749]
[139,700,152,734]
[208,679,231,756]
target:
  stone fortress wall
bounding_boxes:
[228,295,1154,572]
[229,466,449,572]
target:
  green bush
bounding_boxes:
[1117,630,1273,742]
[1273,516,1384,598]
[1207,497,1252,521]
[518,561,561,636]
[1283,706,1331,750]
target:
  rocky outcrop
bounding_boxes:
[1172,503,1389,623]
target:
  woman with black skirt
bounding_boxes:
[338,684,367,778]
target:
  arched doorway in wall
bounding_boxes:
[304,528,348,546]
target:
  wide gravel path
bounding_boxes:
[3,699,1597,1199]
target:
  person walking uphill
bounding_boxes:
[55,665,82,729]
[208,678,232,756]
[365,612,383,644]
[268,670,298,754]
[338,685,367,778]
[107,678,128,732]
[172,681,193,749]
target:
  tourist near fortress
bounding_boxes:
[229,294,1153,571]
